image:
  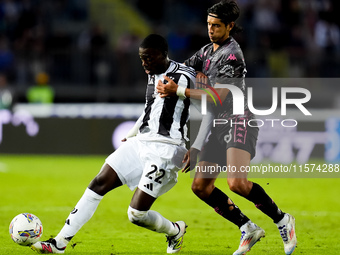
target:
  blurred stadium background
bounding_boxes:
[0,0,340,164]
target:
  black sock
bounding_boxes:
[203,187,249,228]
[246,183,284,223]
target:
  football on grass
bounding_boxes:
[9,213,43,246]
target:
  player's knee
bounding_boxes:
[88,164,122,195]
[227,179,250,196]
[88,175,107,195]
[191,180,213,199]
[127,206,147,226]
[92,174,106,188]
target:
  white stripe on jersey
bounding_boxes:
[138,60,195,144]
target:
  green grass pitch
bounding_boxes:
[1,155,339,254]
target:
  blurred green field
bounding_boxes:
[1,155,340,255]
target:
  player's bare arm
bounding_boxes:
[156,73,206,96]
[157,75,230,103]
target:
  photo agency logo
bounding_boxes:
[197,81,223,113]
[200,83,312,128]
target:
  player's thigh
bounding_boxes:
[105,137,144,192]
[191,161,219,197]
[225,122,258,179]
[199,134,226,166]
[225,123,258,162]
[226,147,251,179]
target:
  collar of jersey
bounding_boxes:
[211,36,233,54]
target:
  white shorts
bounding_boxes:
[105,136,187,198]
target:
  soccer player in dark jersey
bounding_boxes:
[31,34,195,254]
[157,1,297,255]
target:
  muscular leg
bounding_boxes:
[55,163,123,246]
[130,187,156,211]
[226,147,253,196]
[88,163,123,195]
[191,161,219,199]
[191,161,250,228]
[127,188,179,236]
[227,147,284,223]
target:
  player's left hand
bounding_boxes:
[182,147,200,173]
[156,75,178,98]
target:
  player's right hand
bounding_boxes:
[156,75,178,98]
[195,72,208,89]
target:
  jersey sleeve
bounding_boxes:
[125,114,143,138]
[191,105,214,150]
[166,65,196,90]
[184,49,204,71]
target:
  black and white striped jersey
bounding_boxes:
[137,60,195,144]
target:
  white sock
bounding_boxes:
[55,188,103,246]
[128,206,178,236]
[146,210,179,236]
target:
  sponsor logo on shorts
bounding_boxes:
[144,183,153,191]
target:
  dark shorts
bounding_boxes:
[199,122,258,166]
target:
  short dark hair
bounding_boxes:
[140,34,168,55]
[207,0,242,35]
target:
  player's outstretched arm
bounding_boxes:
[121,115,143,141]
[157,75,229,103]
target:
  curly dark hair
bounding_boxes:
[207,0,243,35]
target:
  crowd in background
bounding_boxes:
[0,0,339,105]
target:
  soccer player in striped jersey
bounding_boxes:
[31,34,195,254]
[157,1,297,255]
